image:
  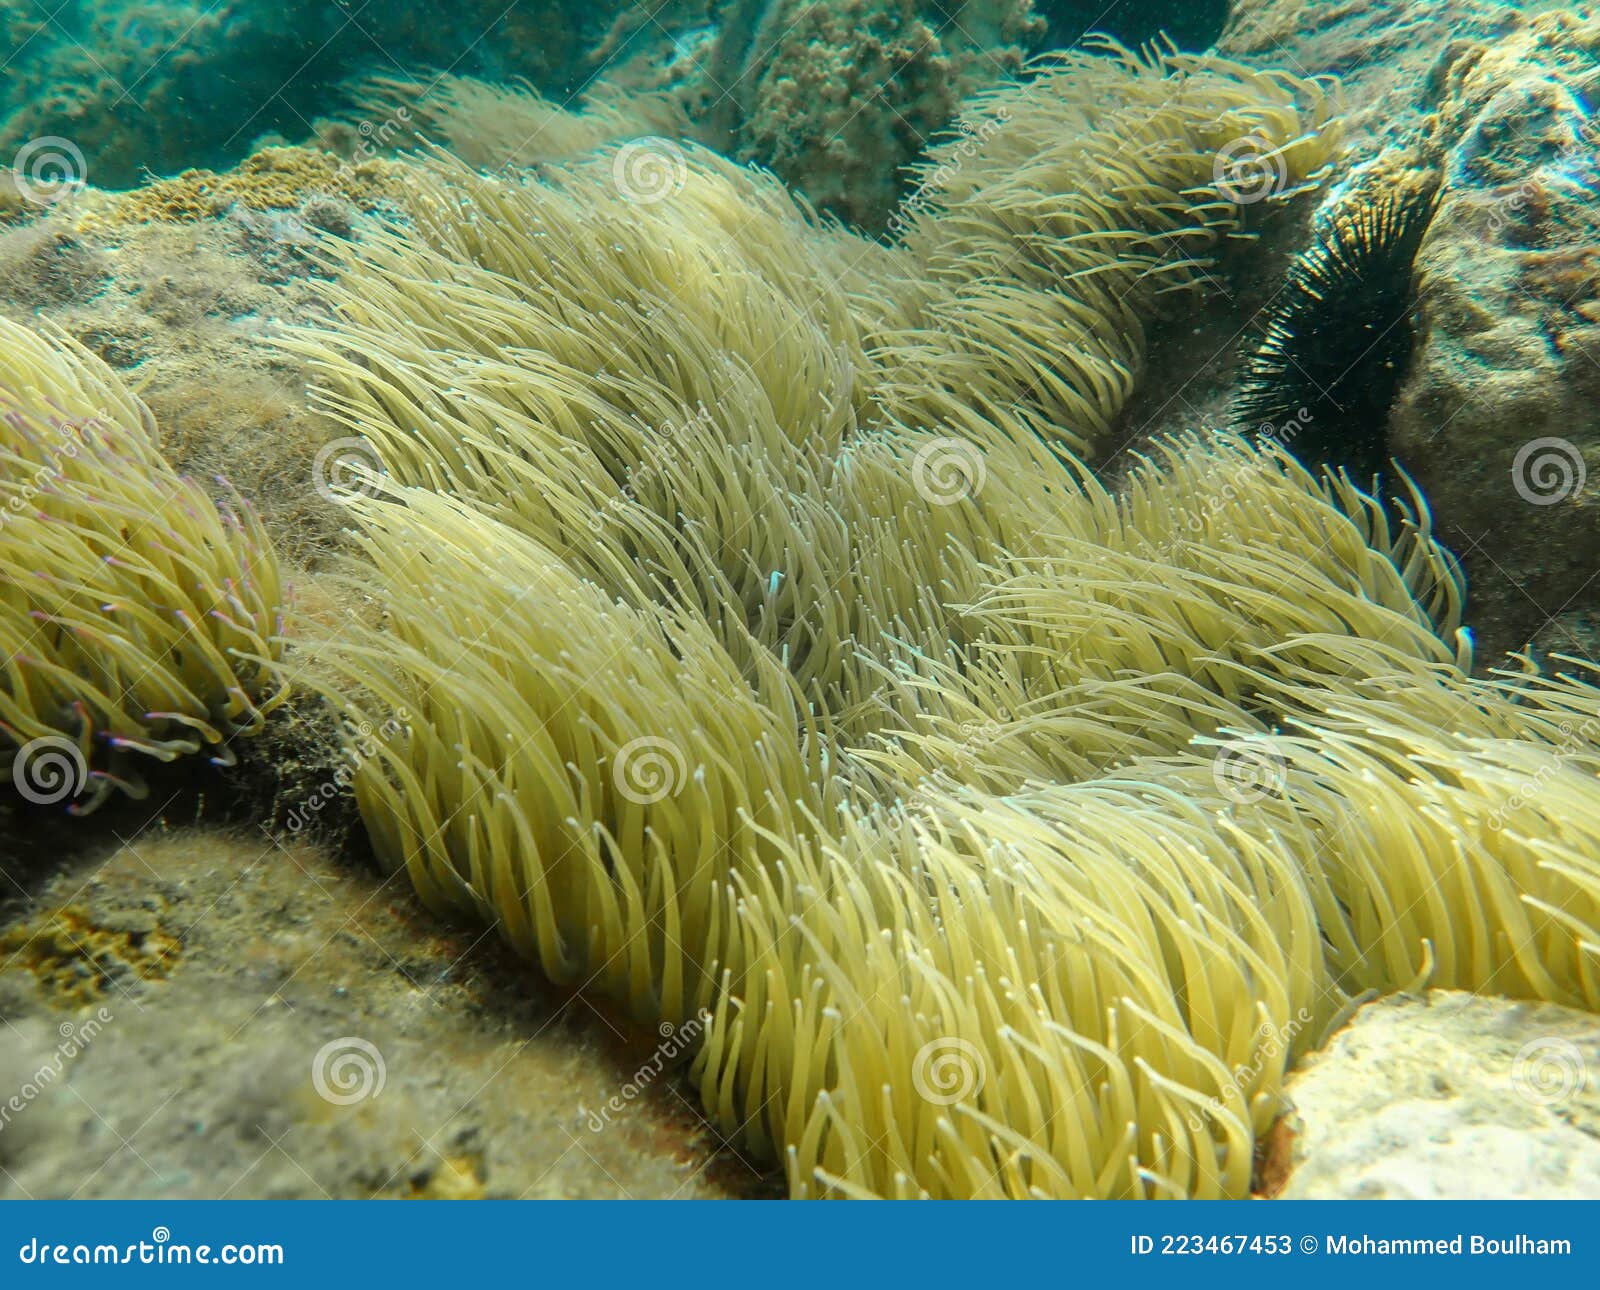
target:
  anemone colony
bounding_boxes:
[3,44,1599,1199]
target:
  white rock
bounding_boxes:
[1280,991,1600,1199]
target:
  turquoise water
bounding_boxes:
[0,0,1231,220]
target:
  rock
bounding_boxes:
[1277,992,1600,1199]
[0,830,771,1199]
[1223,0,1521,162]
[0,163,368,574]
[1223,1,1600,661]
[1389,9,1600,659]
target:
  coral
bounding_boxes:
[0,2,224,190]
[0,904,182,1006]
[0,317,287,811]
[724,0,1043,228]
[1235,182,1439,479]
[270,50,1600,1199]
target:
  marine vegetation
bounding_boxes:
[342,74,692,172]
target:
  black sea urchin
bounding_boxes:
[1235,186,1440,482]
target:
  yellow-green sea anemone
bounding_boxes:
[284,46,1597,1197]
[0,318,286,810]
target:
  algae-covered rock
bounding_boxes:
[1389,8,1600,658]
[706,0,1042,229]
[0,830,765,1199]
[1223,0,1524,159]
[1277,992,1600,1199]
[1220,0,1600,660]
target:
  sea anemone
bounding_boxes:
[284,49,1599,1199]
[1235,183,1441,479]
[0,318,287,811]
[340,73,691,171]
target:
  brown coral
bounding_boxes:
[731,0,1043,229]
